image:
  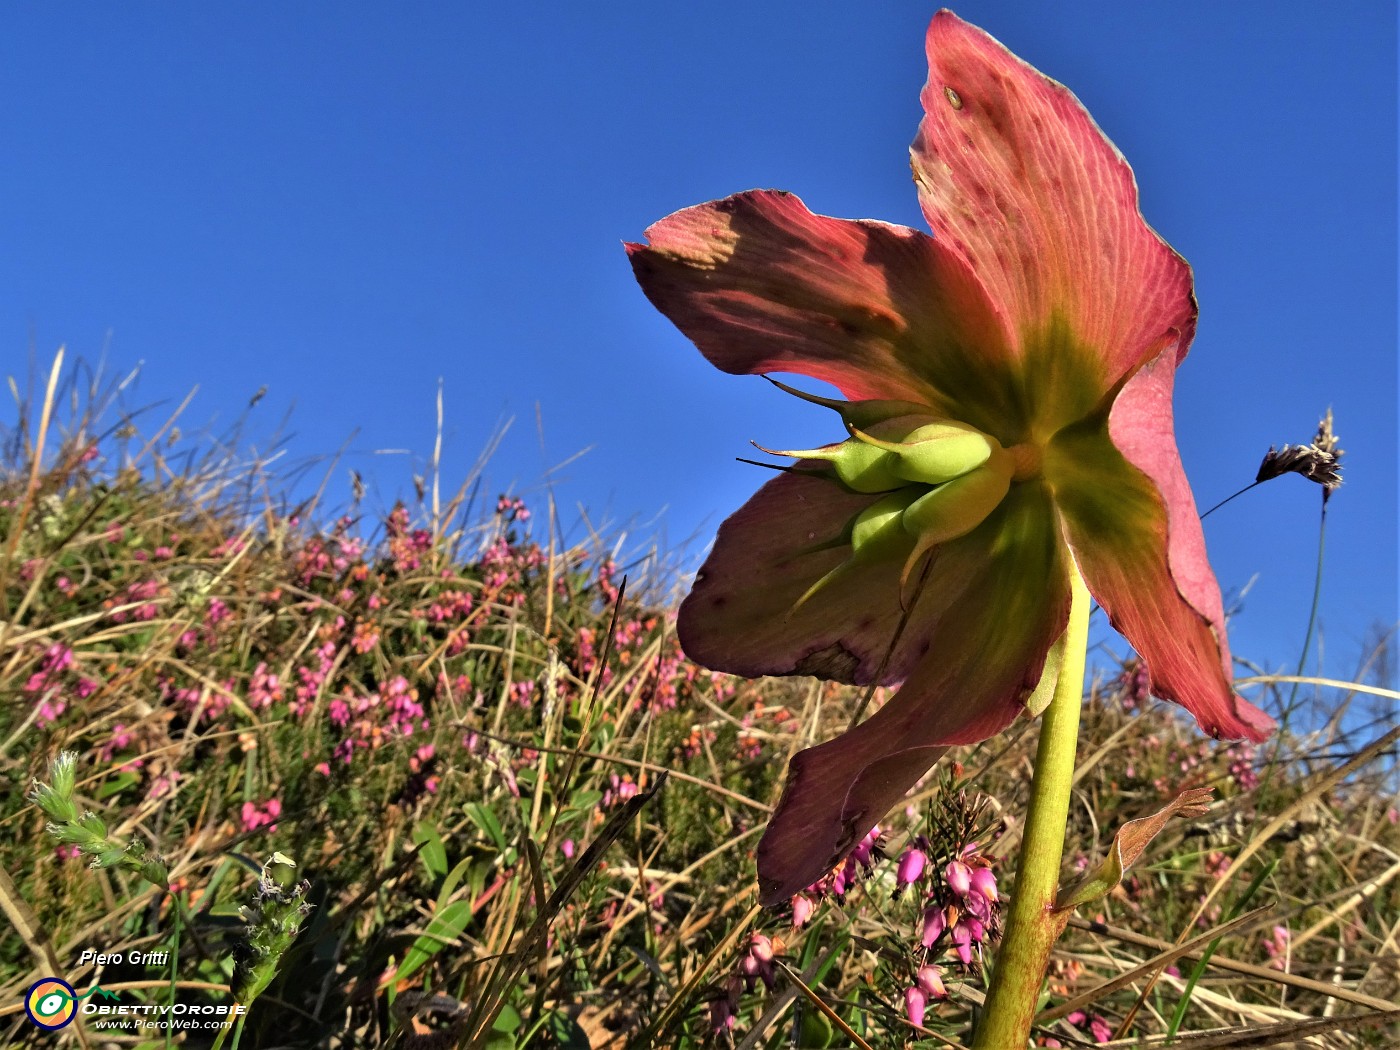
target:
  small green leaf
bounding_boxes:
[438,856,475,905]
[545,1011,590,1049]
[412,821,449,879]
[465,802,507,851]
[565,790,603,813]
[485,1002,524,1049]
[798,1007,835,1047]
[392,900,474,984]
[494,1002,523,1032]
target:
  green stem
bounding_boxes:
[973,561,1090,1049]
[165,893,181,1050]
[1283,496,1328,727]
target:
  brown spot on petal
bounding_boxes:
[793,643,861,682]
[944,85,963,110]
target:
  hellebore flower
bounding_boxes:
[627,11,1273,906]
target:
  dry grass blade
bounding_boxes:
[1145,1009,1400,1048]
[464,772,671,1049]
[628,903,764,1048]
[1053,915,1398,1015]
[772,958,877,1050]
[1039,909,1272,1023]
[1117,723,1400,1033]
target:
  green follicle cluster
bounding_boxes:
[765,379,1032,611]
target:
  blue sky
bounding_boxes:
[2,3,1395,686]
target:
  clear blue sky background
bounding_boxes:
[2,3,1395,686]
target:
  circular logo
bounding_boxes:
[25,978,77,1030]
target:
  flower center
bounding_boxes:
[759,382,1032,607]
[1007,441,1043,482]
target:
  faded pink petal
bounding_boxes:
[915,964,946,999]
[913,12,1195,383]
[756,484,1070,903]
[628,189,1022,432]
[1050,351,1273,742]
[790,893,815,928]
[680,464,949,685]
[969,864,998,902]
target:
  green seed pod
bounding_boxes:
[850,420,999,486]
[788,490,919,615]
[901,457,1012,543]
[754,438,905,493]
[897,452,1015,586]
[850,489,921,555]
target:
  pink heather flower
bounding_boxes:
[945,859,972,897]
[950,916,985,966]
[43,644,74,674]
[36,698,66,725]
[560,839,575,859]
[896,846,928,892]
[147,771,181,801]
[914,964,946,999]
[1067,1011,1114,1044]
[99,724,135,762]
[212,536,247,558]
[849,824,882,870]
[738,934,777,990]
[350,620,380,654]
[709,977,741,1036]
[790,893,815,929]
[920,905,947,949]
[968,864,998,903]
[904,985,928,1029]
[827,865,849,899]
[962,887,992,924]
[629,10,1274,905]
[249,663,284,710]
[240,799,282,833]
[1263,924,1291,969]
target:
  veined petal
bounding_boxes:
[1047,350,1274,742]
[680,465,932,685]
[627,189,1024,433]
[912,12,1196,381]
[755,482,1071,904]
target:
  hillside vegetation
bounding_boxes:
[2,361,1397,1048]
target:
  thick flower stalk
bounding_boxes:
[627,10,1273,913]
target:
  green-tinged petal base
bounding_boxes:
[756,482,1071,904]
